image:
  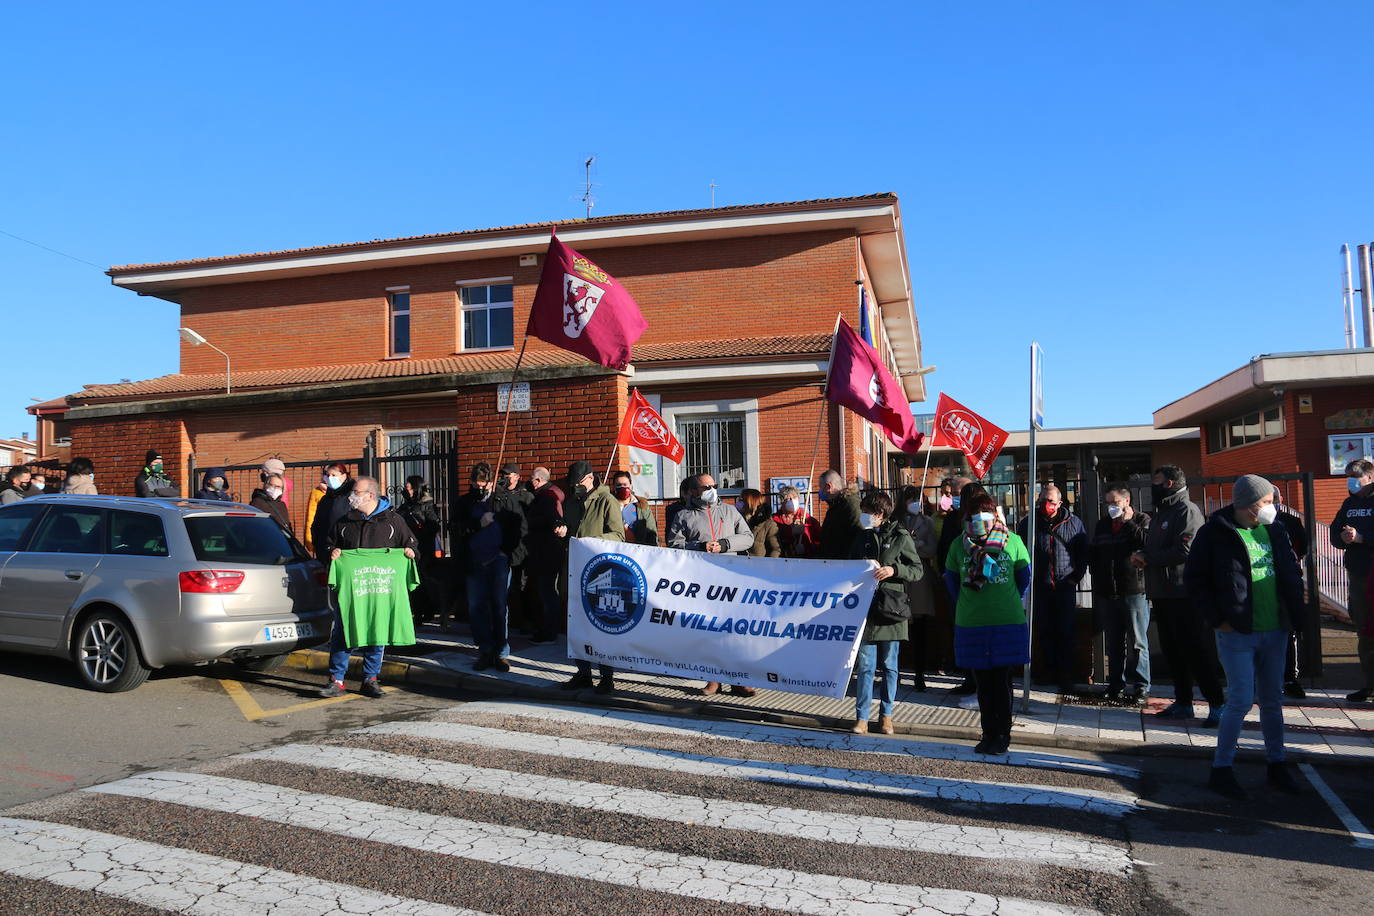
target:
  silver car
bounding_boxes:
[0,494,331,691]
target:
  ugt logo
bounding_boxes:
[581,553,648,635]
[939,409,984,451]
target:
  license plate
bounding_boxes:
[262,622,315,642]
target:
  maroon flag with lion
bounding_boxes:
[526,232,648,370]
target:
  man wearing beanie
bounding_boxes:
[134,450,179,498]
[1137,465,1223,724]
[1185,474,1305,799]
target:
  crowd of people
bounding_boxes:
[4,447,1373,783]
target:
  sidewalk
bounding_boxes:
[285,623,1374,765]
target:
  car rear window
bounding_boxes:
[183,515,308,566]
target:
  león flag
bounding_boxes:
[825,317,924,453]
[616,389,684,463]
[525,232,648,370]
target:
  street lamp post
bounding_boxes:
[178,328,231,394]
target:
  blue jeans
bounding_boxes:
[854,640,901,719]
[1213,628,1288,767]
[328,611,384,682]
[1102,594,1151,693]
[467,554,511,659]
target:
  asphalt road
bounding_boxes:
[1,657,1371,915]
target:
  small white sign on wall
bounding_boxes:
[497,382,531,412]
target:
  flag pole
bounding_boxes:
[808,313,843,490]
[492,337,530,482]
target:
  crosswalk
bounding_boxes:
[0,699,1151,915]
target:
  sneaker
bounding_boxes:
[1200,706,1222,728]
[560,672,593,691]
[492,657,511,673]
[878,715,895,735]
[1283,681,1307,700]
[1104,687,1123,702]
[318,680,346,698]
[593,676,616,695]
[1157,701,1195,719]
[1208,765,1249,800]
[851,719,869,734]
[1267,762,1302,795]
[1347,688,1373,703]
[359,678,384,699]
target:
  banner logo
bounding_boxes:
[581,553,648,635]
[939,408,983,451]
[868,373,886,408]
[563,274,605,339]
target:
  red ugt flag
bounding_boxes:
[526,232,648,370]
[616,389,685,463]
[825,317,924,453]
[933,393,1009,480]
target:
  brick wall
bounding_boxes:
[175,230,858,375]
[68,415,190,497]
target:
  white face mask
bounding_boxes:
[1255,503,1278,525]
[265,486,283,499]
[1106,504,1123,519]
[327,475,344,490]
[348,492,368,511]
[860,513,879,529]
[906,501,922,516]
[30,482,44,492]
[783,497,799,513]
[974,512,996,525]
[699,487,718,505]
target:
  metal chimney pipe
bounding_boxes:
[1342,244,1356,349]
[1362,244,1374,348]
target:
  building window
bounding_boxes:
[459,282,514,350]
[678,414,746,492]
[1329,433,1374,475]
[388,291,411,357]
[1208,404,1284,453]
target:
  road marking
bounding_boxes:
[217,677,374,721]
[1299,763,1374,849]
[0,816,485,915]
[363,721,1139,815]
[242,743,1132,874]
[450,700,1141,779]
[87,772,1100,916]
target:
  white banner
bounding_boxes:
[567,537,878,698]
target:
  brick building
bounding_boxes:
[34,195,927,528]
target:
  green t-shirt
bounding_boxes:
[946,533,1030,627]
[329,548,420,647]
[1236,524,1279,632]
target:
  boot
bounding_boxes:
[1208,766,1249,800]
[700,681,721,696]
[878,715,895,735]
[560,672,593,691]
[594,675,616,695]
[1267,762,1302,795]
[851,719,869,734]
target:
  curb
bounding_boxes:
[282,649,1373,769]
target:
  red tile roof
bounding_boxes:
[107,195,897,274]
[66,335,832,405]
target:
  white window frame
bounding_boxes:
[661,397,760,496]
[386,286,411,358]
[1329,433,1374,476]
[456,277,515,352]
[1208,403,1285,453]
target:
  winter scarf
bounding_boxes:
[962,514,1009,591]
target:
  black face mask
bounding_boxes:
[1151,483,1170,504]
[574,484,588,499]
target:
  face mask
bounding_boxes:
[1106,504,1123,520]
[974,511,996,525]
[1351,478,1366,495]
[699,487,718,505]
[1041,502,1059,517]
[327,475,344,490]
[1255,503,1278,525]
[950,496,961,510]
[938,495,953,512]
[783,497,799,513]
[574,484,588,499]
[1151,483,1169,504]
[859,513,879,529]
[348,493,366,510]
[210,479,225,491]
[907,501,922,516]
[150,462,163,473]
[30,482,44,492]
[265,486,282,499]
[613,485,632,501]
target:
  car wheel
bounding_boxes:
[74,612,151,692]
[233,653,287,673]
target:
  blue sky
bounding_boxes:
[4,1,1372,443]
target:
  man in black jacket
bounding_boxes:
[1017,486,1088,695]
[1333,458,1374,702]
[1185,474,1305,798]
[1091,486,1150,702]
[321,476,418,698]
[453,462,527,672]
[1137,465,1223,724]
[817,469,862,560]
[134,450,179,499]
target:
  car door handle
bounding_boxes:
[64,570,84,581]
